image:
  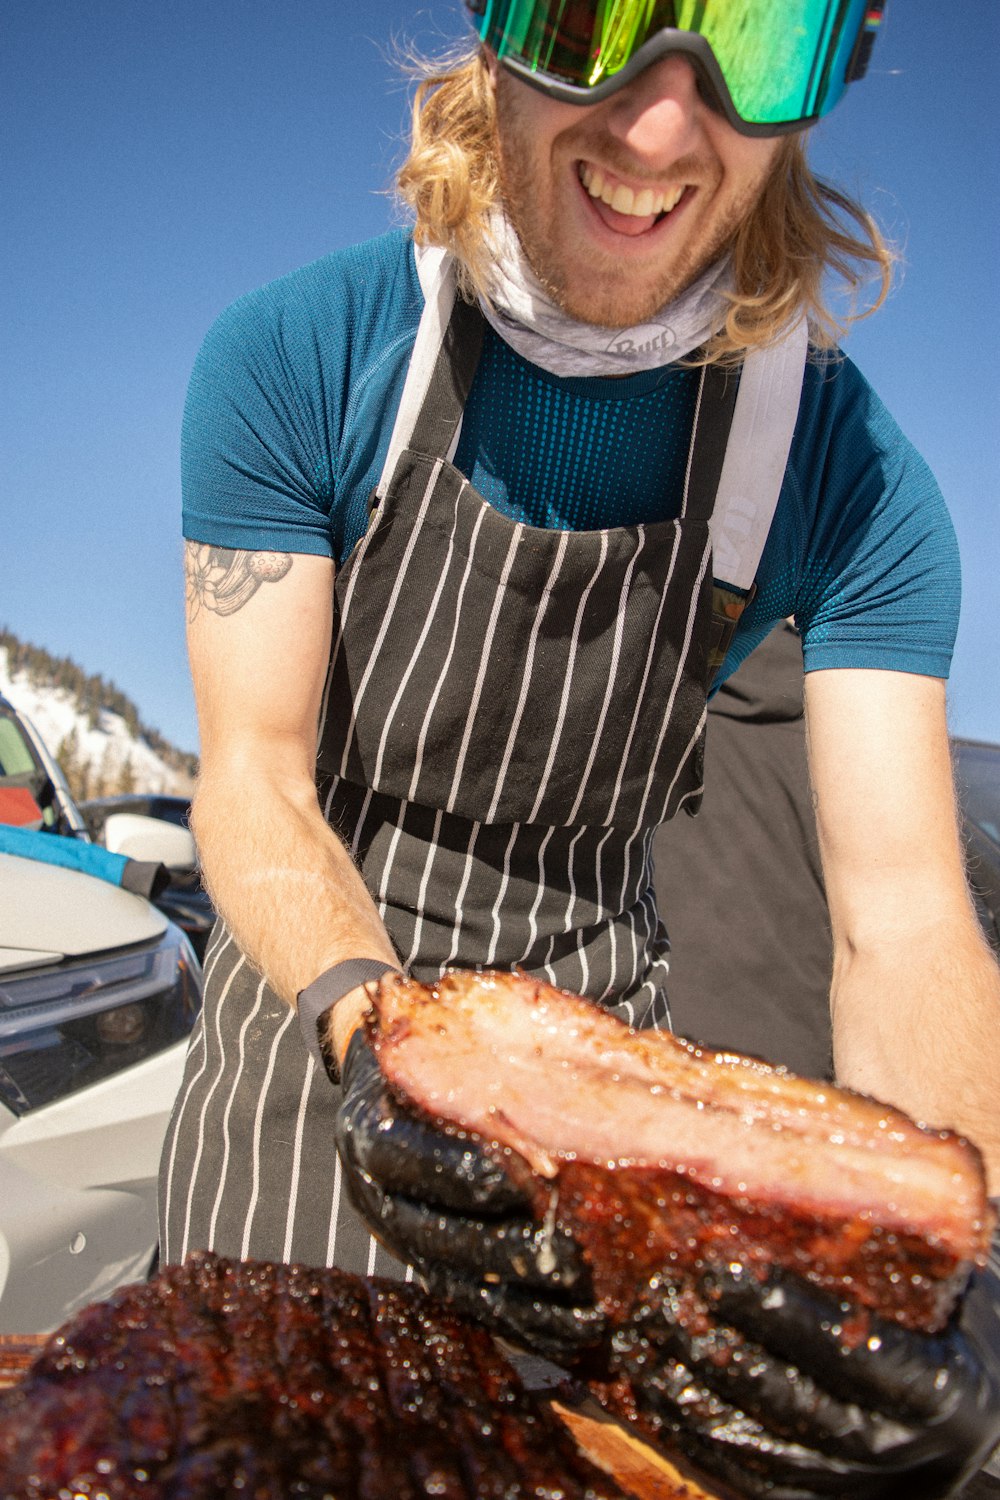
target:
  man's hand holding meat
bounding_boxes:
[333,969,1000,1498]
[333,1027,607,1359]
[612,1228,1000,1500]
[332,1014,1000,1495]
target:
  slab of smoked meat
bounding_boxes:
[0,1252,631,1500]
[368,970,993,1334]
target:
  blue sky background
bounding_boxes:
[2,0,998,755]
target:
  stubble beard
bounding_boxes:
[493,74,771,330]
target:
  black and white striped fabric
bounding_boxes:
[160,292,745,1276]
[158,923,404,1274]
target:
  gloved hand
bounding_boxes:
[332,1030,607,1359]
[610,1221,1000,1500]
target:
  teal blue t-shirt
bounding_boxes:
[181,228,960,684]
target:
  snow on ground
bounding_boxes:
[0,648,190,795]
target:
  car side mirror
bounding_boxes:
[101,812,198,873]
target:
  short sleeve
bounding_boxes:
[735,353,961,683]
[181,281,339,557]
[180,231,423,562]
[795,357,960,678]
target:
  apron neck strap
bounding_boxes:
[378,245,808,600]
[682,360,740,526]
[408,297,484,464]
[708,319,809,591]
[375,248,484,502]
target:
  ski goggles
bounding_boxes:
[467,0,886,135]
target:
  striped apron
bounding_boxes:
[159,289,742,1277]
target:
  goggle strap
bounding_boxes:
[845,1,886,85]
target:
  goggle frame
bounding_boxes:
[467,0,886,137]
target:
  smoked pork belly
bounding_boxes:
[368,969,993,1332]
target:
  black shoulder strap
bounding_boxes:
[683,361,753,687]
[683,360,740,525]
[406,294,485,461]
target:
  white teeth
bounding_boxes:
[579,164,685,220]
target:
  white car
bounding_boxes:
[0,694,202,1333]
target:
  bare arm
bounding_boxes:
[185,543,397,1062]
[805,668,1000,1192]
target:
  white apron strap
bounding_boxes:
[374,245,459,503]
[709,316,809,592]
[380,248,808,589]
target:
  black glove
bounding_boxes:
[611,1222,1000,1500]
[332,1030,607,1359]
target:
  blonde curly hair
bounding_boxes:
[396,48,895,362]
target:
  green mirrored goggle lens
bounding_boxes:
[472,0,880,127]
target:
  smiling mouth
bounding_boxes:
[579,163,687,224]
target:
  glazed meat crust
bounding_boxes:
[368,969,993,1333]
[0,1253,628,1500]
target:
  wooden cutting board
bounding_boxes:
[0,1334,40,1389]
[551,1393,728,1499]
[507,1348,727,1500]
[0,1333,727,1500]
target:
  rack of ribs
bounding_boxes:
[0,1252,640,1500]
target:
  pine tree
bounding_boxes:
[2,626,199,793]
[55,727,89,802]
[118,753,137,795]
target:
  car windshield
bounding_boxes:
[954,740,1000,848]
[0,708,56,828]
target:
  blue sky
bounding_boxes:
[2,1,998,754]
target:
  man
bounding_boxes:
[161,3,1000,1494]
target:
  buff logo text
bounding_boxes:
[605,324,675,358]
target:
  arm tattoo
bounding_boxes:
[185,543,293,621]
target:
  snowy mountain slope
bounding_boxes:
[0,643,195,798]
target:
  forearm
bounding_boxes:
[191,756,398,1046]
[804,669,1000,1190]
[831,913,1000,1194]
[183,546,398,1064]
